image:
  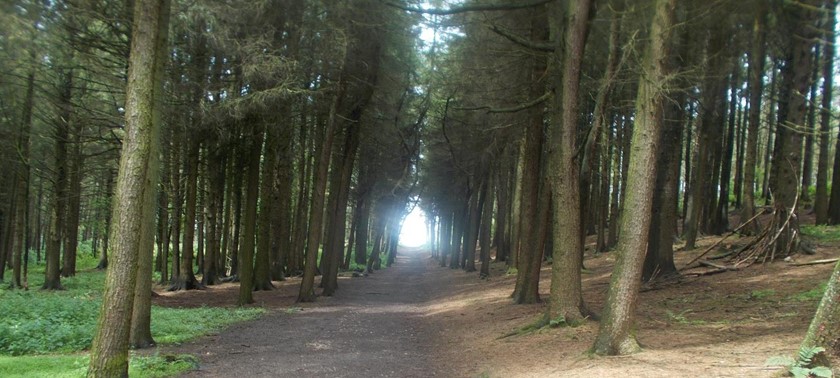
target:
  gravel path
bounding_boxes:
[177,251,442,377]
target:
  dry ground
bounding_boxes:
[153,229,837,377]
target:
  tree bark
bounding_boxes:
[88,0,170,375]
[769,0,819,257]
[238,125,264,305]
[545,0,593,325]
[740,6,767,234]
[593,0,676,355]
[818,1,838,225]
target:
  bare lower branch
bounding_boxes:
[387,0,555,15]
[455,92,551,114]
[488,24,554,52]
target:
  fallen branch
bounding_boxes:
[792,258,840,267]
[680,208,766,271]
[698,260,738,271]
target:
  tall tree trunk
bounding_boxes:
[816,1,836,225]
[88,0,170,374]
[238,125,264,305]
[682,28,728,249]
[512,5,548,304]
[170,139,201,290]
[254,121,278,292]
[740,6,767,233]
[10,64,35,289]
[801,45,820,205]
[545,0,592,324]
[769,0,819,257]
[43,67,74,290]
[593,0,676,355]
[62,112,84,278]
[298,90,340,302]
[130,0,170,347]
[479,178,493,278]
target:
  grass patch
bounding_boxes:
[792,283,827,302]
[0,353,197,378]
[801,225,840,242]
[748,289,776,300]
[151,306,264,344]
[0,268,264,355]
[665,309,707,325]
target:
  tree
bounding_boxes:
[87,0,170,375]
[592,0,677,355]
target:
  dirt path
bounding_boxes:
[158,233,837,378]
[172,250,443,377]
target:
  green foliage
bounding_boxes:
[0,269,264,355]
[749,289,776,300]
[766,346,833,378]
[548,315,567,328]
[0,293,99,355]
[150,306,264,344]
[793,283,828,302]
[0,354,197,378]
[802,225,840,242]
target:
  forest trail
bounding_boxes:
[157,234,839,378]
[174,249,443,378]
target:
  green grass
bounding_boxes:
[792,283,827,302]
[0,354,197,378]
[0,261,265,376]
[749,289,776,300]
[801,224,840,242]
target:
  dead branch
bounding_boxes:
[792,258,840,267]
[679,208,766,271]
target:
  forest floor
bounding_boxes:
[155,218,837,377]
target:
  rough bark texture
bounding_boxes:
[816,1,837,225]
[545,0,592,325]
[740,7,766,234]
[88,1,169,375]
[769,0,818,257]
[801,259,840,366]
[593,0,676,355]
[238,126,264,305]
[511,6,547,304]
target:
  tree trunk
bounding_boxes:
[254,120,278,292]
[9,64,35,289]
[593,0,676,355]
[479,178,494,278]
[801,45,820,205]
[816,2,836,225]
[44,67,74,290]
[238,125,263,305]
[545,0,592,324]
[683,28,729,249]
[87,1,170,374]
[801,259,840,366]
[740,6,767,233]
[170,139,201,290]
[512,5,547,304]
[769,0,818,257]
[298,90,340,302]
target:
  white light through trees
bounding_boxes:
[399,206,428,248]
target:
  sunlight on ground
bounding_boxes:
[399,207,428,248]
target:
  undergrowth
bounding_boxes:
[0,268,264,355]
[0,353,198,378]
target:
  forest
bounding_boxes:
[3,0,840,376]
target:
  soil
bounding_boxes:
[153,227,837,378]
